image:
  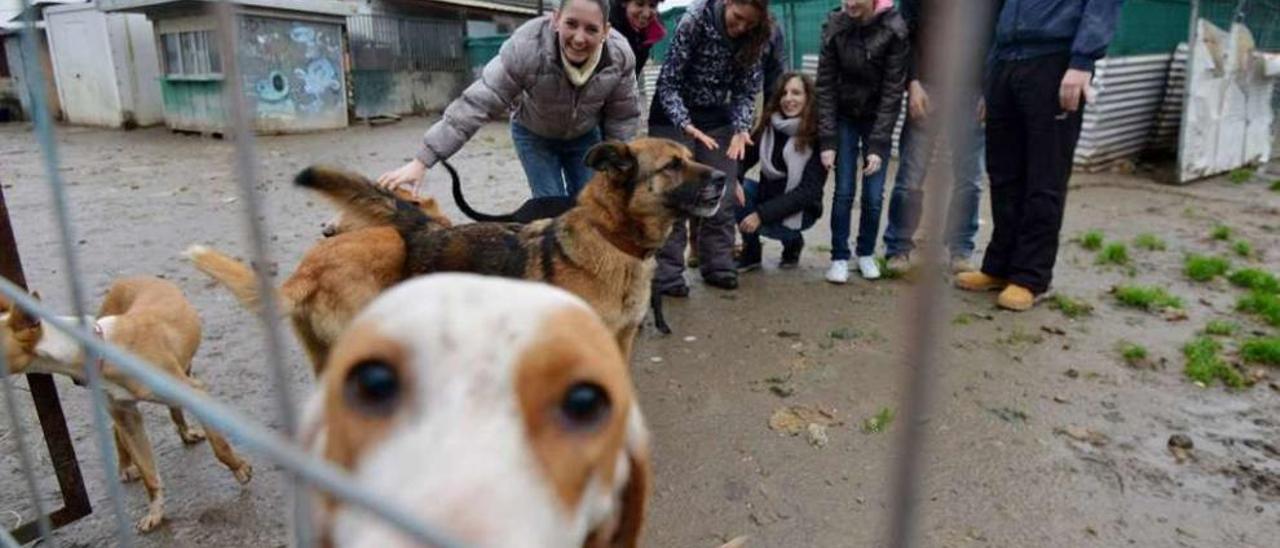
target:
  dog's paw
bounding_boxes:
[119,465,141,483]
[233,463,253,485]
[179,428,207,444]
[136,510,164,532]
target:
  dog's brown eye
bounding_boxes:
[559,382,611,430]
[665,159,684,171]
[343,360,401,416]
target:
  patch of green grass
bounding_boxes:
[1211,224,1233,241]
[1118,341,1149,366]
[1228,269,1280,294]
[1228,167,1254,184]
[1203,319,1240,337]
[1240,337,1280,366]
[1049,294,1094,319]
[862,407,895,433]
[1079,229,1105,251]
[828,327,858,340]
[952,313,973,326]
[1233,240,1253,258]
[1183,254,1231,282]
[1133,233,1167,251]
[875,256,904,279]
[1271,180,1280,192]
[1238,291,1280,326]
[1097,243,1130,266]
[1114,285,1183,311]
[1183,336,1246,388]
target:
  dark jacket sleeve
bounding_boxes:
[655,8,702,130]
[754,151,828,225]
[815,15,841,152]
[900,0,922,83]
[762,22,789,98]
[867,15,910,160]
[1070,0,1124,72]
[740,139,761,175]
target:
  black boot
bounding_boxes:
[736,234,763,273]
[780,235,804,269]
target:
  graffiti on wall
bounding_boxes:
[239,17,344,123]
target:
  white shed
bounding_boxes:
[44,0,162,127]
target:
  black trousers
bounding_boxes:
[981,54,1084,294]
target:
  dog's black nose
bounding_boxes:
[321,224,336,238]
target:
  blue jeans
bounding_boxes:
[830,117,888,260]
[883,103,985,259]
[737,178,815,244]
[510,122,601,198]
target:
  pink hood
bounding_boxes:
[874,0,894,14]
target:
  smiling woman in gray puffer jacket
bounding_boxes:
[377,0,640,199]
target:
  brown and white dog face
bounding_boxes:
[321,188,451,237]
[585,138,727,222]
[303,274,649,547]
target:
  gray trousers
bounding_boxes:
[649,124,740,291]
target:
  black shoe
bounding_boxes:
[737,241,763,273]
[704,271,738,290]
[780,238,803,269]
[659,285,690,298]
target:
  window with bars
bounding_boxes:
[160,30,222,77]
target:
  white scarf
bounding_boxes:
[759,113,812,229]
[561,42,604,87]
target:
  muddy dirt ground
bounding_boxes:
[1,119,1278,547]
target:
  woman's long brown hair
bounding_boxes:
[728,0,773,69]
[752,72,818,152]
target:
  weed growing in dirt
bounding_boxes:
[1228,168,1254,184]
[1233,240,1253,258]
[952,313,973,326]
[1097,243,1130,265]
[1118,341,1149,366]
[1228,269,1280,294]
[875,256,904,279]
[1183,336,1245,388]
[1240,337,1280,366]
[1079,230,1105,250]
[1184,254,1231,282]
[1049,294,1094,319]
[1133,233,1167,251]
[863,407,895,433]
[1203,319,1240,336]
[1272,180,1280,192]
[1238,291,1280,326]
[1114,285,1183,311]
[1211,225,1233,241]
[828,327,858,340]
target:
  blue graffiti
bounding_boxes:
[294,58,341,113]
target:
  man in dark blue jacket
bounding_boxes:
[955,0,1124,311]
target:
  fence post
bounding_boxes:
[1,177,93,544]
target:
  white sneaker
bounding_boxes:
[825,260,850,284]
[857,256,882,280]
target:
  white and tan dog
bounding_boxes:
[1,276,253,532]
[301,274,650,547]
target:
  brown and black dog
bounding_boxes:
[298,138,724,360]
[189,139,722,369]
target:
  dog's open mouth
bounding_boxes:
[691,184,725,217]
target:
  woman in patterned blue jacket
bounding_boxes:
[648,0,772,296]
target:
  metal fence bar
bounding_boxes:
[0,278,468,548]
[1,172,90,544]
[211,3,311,547]
[17,1,137,544]
[884,1,993,546]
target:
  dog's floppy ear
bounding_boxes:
[585,141,636,180]
[589,403,650,548]
[8,293,41,331]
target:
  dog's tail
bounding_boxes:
[294,165,434,236]
[183,245,292,316]
[442,160,517,223]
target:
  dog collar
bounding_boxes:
[589,220,654,261]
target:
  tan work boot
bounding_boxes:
[954,271,1008,291]
[997,284,1035,311]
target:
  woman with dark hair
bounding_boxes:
[376,0,639,199]
[609,0,666,77]
[649,0,773,295]
[735,72,827,272]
